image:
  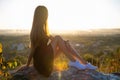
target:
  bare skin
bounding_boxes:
[20,35,87,71]
[50,35,87,65]
[65,40,87,64]
[50,36,76,62]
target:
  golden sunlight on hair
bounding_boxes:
[46,20,50,36]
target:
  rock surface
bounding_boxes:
[10,66,120,80]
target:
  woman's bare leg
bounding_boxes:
[52,35,97,70]
[54,36,87,64]
[54,47,62,59]
[65,41,98,69]
[52,36,76,62]
[65,41,87,65]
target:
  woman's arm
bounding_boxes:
[18,48,34,71]
[26,48,34,67]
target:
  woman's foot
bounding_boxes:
[69,60,86,70]
[85,63,97,70]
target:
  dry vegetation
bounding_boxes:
[0,30,120,79]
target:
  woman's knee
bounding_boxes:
[55,35,61,39]
[54,35,63,41]
[51,35,62,47]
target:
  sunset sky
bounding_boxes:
[0,0,120,31]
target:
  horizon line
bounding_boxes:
[0,28,120,30]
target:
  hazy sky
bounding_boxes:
[0,0,120,31]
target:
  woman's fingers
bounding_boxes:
[18,66,28,71]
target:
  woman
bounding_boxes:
[24,5,97,77]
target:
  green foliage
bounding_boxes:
[83,47,120,73]
[83,53,97,65]
[0,33,120,76]
[15,56,27,65]
[0,43,20,80]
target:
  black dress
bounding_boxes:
[33,37,54,77]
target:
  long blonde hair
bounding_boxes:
[30,6,53,77]
[30,5,49,48]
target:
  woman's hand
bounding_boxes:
[18,65,29,71]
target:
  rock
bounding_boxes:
[10,66,120,80]
[112,73,120,77]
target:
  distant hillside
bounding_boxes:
[0,28,120,35]
[0,29,30,35]
[77,29,120,35]
[57,29,120,35]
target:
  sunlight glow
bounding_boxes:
[54,61,68,71]
[0,0,120,31]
